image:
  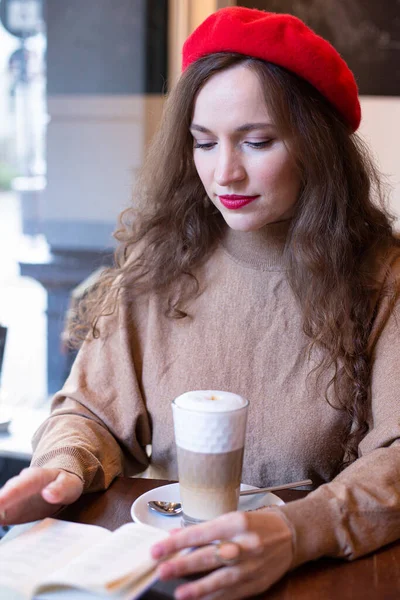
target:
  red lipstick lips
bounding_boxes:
[218,195,259,210]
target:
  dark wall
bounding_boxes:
[238,0,400,96]
[46,0,168,95]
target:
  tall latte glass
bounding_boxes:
[172,390,249,526]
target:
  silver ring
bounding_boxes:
[214,541,242,566]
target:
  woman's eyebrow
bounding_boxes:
[236,122,275,132]
[190,124,213,133]
[190,122,274,133]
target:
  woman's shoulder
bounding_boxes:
[381,241,400,287]
[365,237,400,288]
[366,243,400,351]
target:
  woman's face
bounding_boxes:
[191,65,301,231]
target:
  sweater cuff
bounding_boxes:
[31,446,105,492]
[277,485,344,568]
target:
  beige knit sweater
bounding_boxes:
[32,221,400,568]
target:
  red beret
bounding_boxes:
[182,7,361,132]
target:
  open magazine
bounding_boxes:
[0,518,170,599]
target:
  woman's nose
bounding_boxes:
[214,148,246,186]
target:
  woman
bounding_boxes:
[1,7,400,599]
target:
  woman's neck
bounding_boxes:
[220,220,291,269]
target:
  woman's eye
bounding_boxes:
[245,140,274,149]
[193,141,216,150]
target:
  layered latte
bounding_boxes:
[172,390,249,525]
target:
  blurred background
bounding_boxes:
[0,0,398,486]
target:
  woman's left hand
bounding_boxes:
[150,508,293,600]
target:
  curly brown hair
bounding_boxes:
[70,53,400,467]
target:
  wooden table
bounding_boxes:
[58,477,400,599]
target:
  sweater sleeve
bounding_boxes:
[278,262,400,567]
[31,295,152,493]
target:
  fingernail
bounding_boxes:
[46,481,58,489]
[42,488,58,501]
[158,564,173,580]
[151,545,165,559]
[175,588,192,600]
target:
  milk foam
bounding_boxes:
[172,390,248,454]
[174,390,247,413]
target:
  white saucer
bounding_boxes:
[131,483,284,531]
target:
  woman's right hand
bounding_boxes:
[0,467,83,525]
